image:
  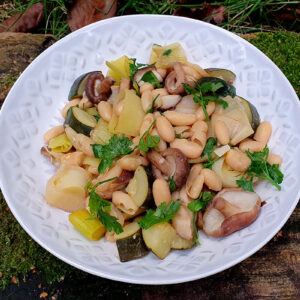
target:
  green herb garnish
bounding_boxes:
[236,146,284,192]
[138,200,181,230]
[136,120,160,152]
[141,71,161,88]
[87,177,123,234]
[167,177,176,192]
[94,113,101,122]
[188,192,214,245]
[183,81,228,122]
[175,133,181,139]
[146,94,160,114]
[201,137,217,160]
[92,134,133,173]
[201,137,219,169]
[162,49,172,56]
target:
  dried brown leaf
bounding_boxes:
[173,3,226,25]
[68,0,117,32]
[0,2,43,33]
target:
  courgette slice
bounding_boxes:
[86,107,100,121]
[237,96,261,132]
[64,106,97,136]
[205,68,236,83]
[171,233,195,250]
[126,166,152,208]
[142,222,176,259]
[115,222,149,262]
[68,72,91,100]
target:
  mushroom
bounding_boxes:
[165,62,195,95]
[147,148,190,189]
[160,95,182,110]
[133,66,163,87]
[85,72,115,104]
[203,188,261,237]
[172,204,194,240]
[41,146,63,168]
[175,95,198,114]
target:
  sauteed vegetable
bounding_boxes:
[42,42,283,262]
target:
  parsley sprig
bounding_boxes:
[146,94,160,114]
[87,177,123,234]
[141,71,161,88]
[183,81,229,122]
[92,134,134,173]
[236,146,284,192]
[188,192,214,245]
[136,120,160,152]
[201,137,220,169]
[167,177,176,192]
[138,200,181,230]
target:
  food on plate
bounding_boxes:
[42,42,284,262]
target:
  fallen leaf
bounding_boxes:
[40,292,48,299]
[68,0,117,32]
[0,2,43,33]
[173,3,226,24]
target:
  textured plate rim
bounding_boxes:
[0,14,299,285]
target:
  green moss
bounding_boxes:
[0,191,73,290]
[0,73,20,89]
[0,31,299,291]
[244,31,300,97]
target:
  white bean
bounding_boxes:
[153,179,171,207]
[164,111,196,126]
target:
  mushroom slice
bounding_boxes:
[175,95,198,114]
[133,66,163,87]
[172,204,194,240]
[203,188,261,237]
[160,95,182,110]
[147,148,190,189]
[85,72,115,104]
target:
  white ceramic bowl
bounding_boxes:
[0,15,299,285]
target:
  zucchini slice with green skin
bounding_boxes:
[68,72,91,100]
[197,77,236,98]
[115,222,149,262]
[64,106,97,136]
[142,222,176,259]
[126,166,153,208]
[171,233,195,250]
[237,96,261,132]
[205,68,236,83]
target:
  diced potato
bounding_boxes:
[142,222,176,259]
[46,165,90,212]
[90,118,112,145]
[115,89,145,136]
[149,43,187,69]
[106,55,131,85]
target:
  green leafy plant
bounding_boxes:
[138,200,181,230]
[87,178,123,234]
[188,191,214,245]
[237,146,284,192]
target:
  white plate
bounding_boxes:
[0,15,299,285]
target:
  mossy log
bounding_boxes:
[0,32,56,106]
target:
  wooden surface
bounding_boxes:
[0,32,299,300]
